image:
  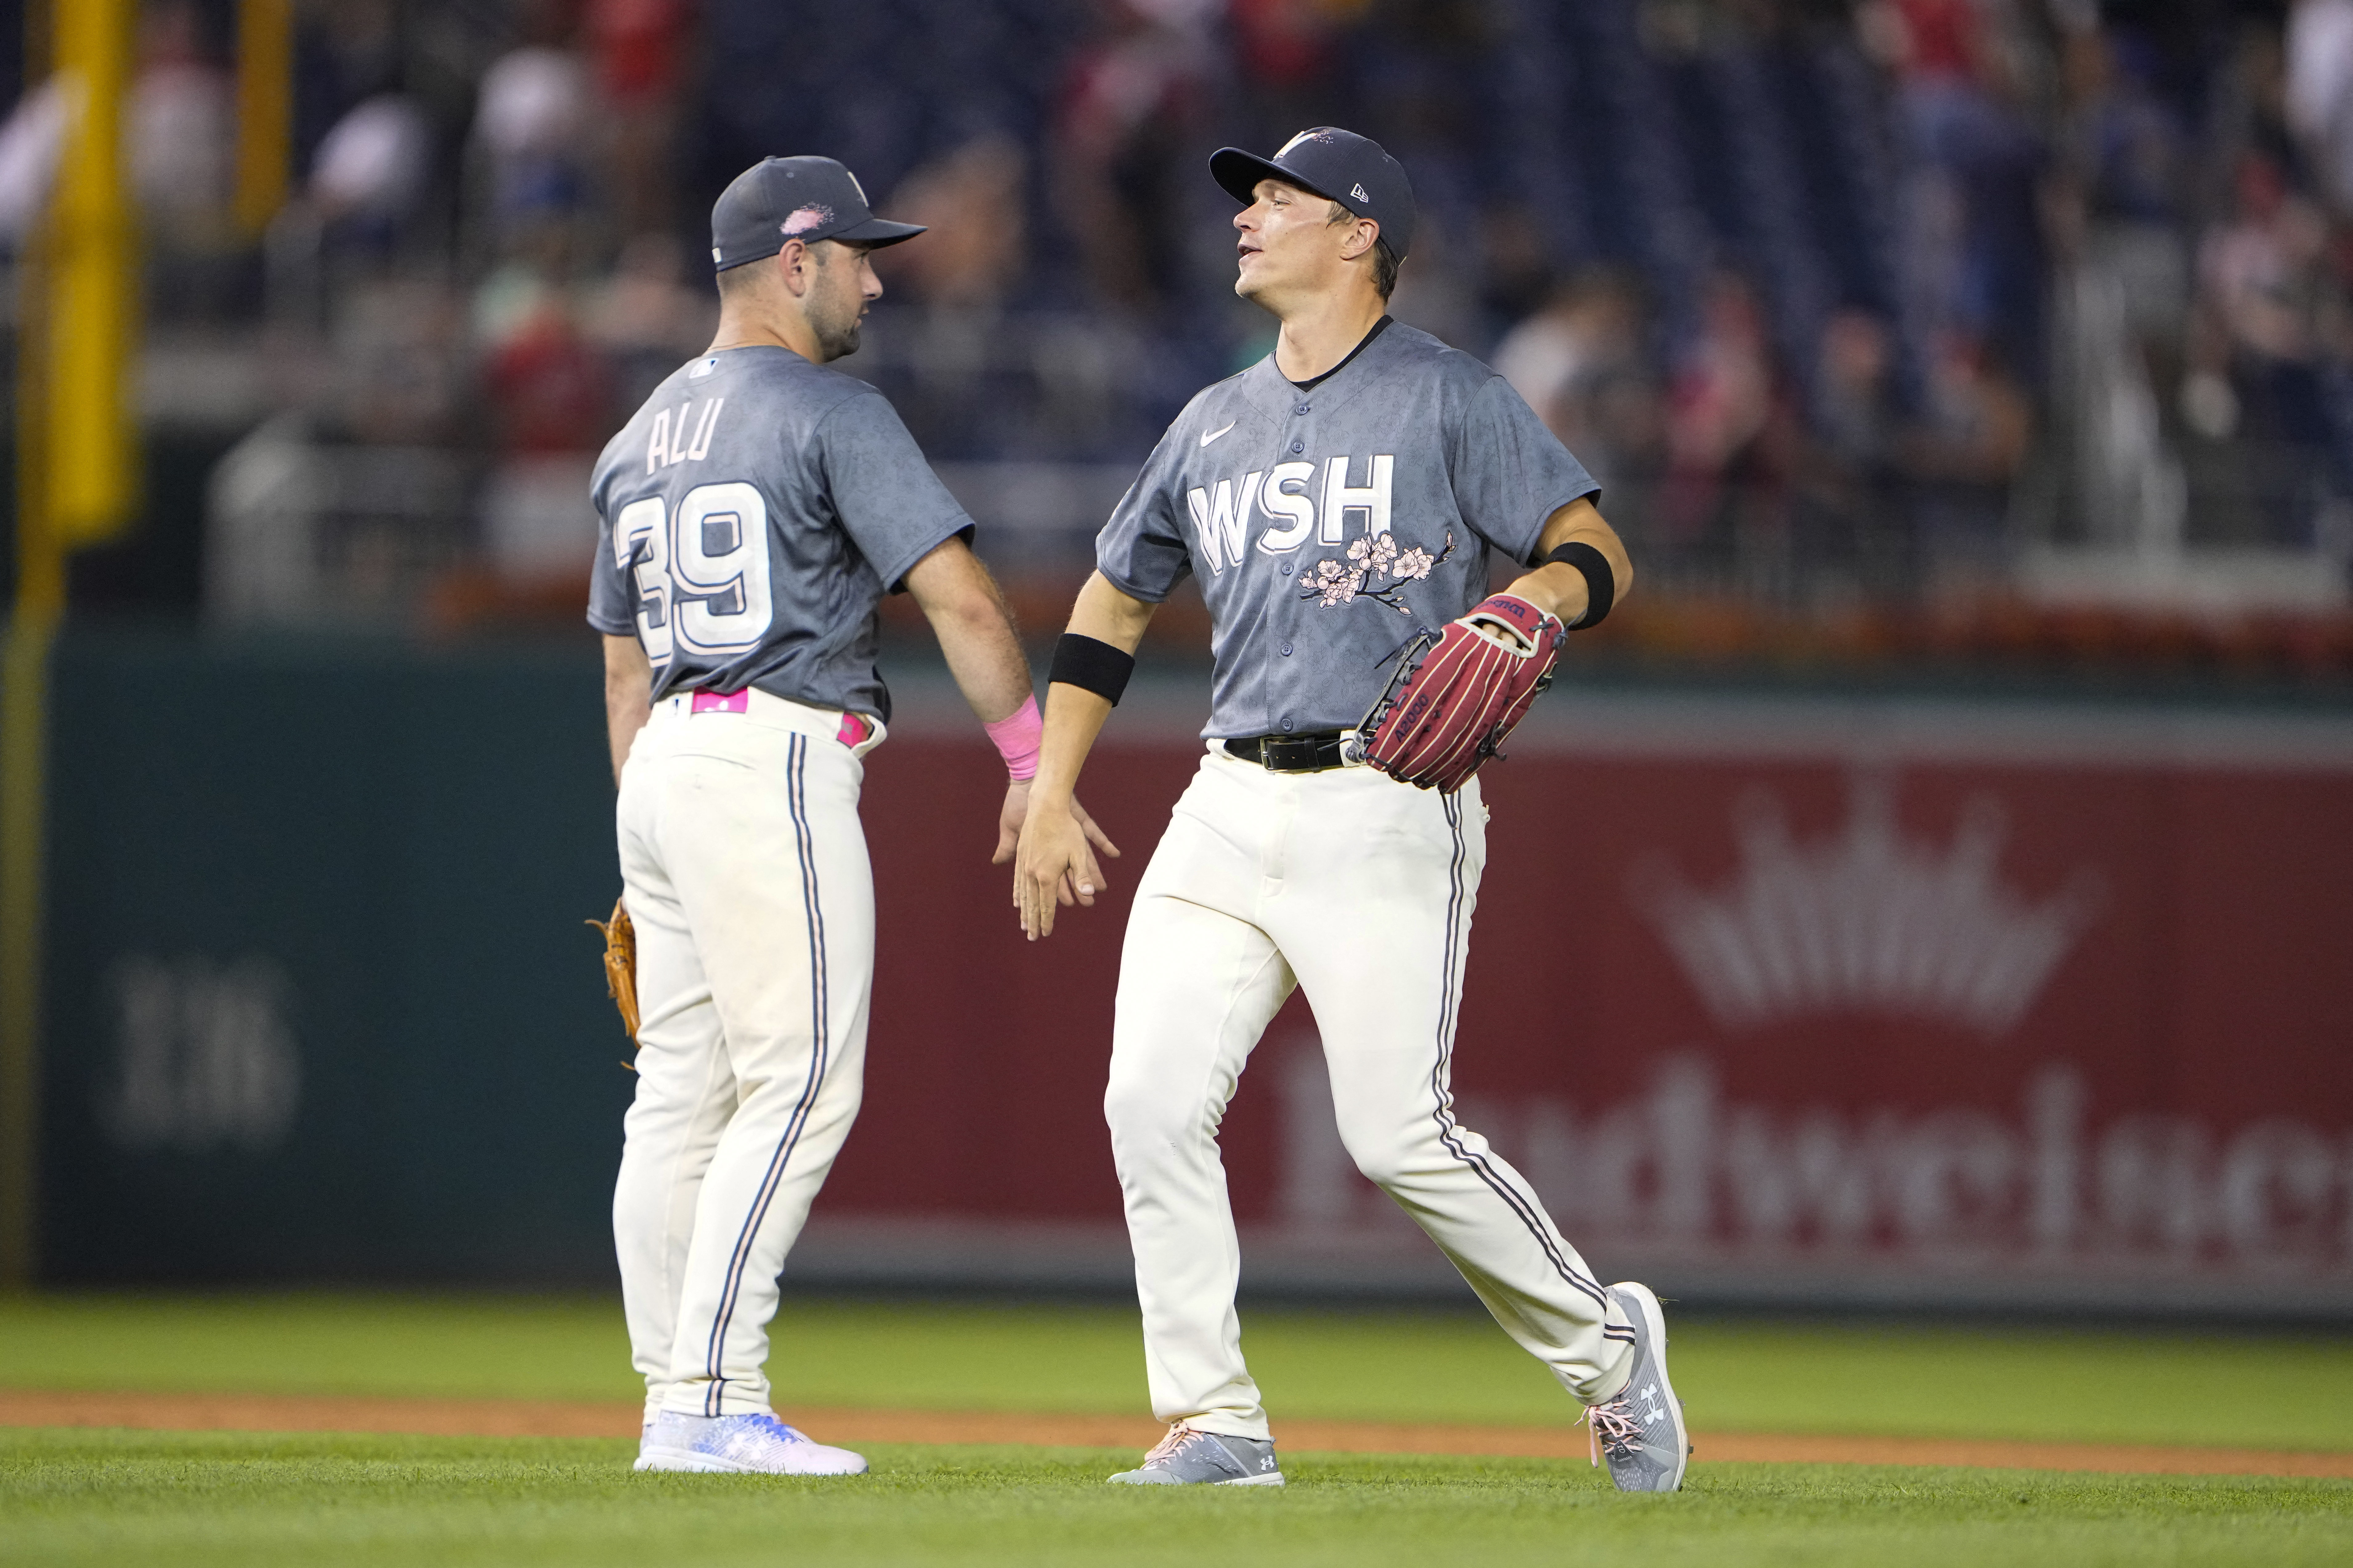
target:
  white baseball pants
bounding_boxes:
[611,689,880,1420]
[1107,749,1637,1440]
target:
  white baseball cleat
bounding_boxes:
[634,1410,869,1475]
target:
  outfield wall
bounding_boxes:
[30,631,2353,1314]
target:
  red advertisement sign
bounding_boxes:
[818,692,2353,1313]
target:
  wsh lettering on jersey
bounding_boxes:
[646,397,727,473]
[1186,453,1395,574]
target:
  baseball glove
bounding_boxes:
[588,897,640,1044]
[1357,592,1565,794]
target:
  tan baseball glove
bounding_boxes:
[588,897,639,1043]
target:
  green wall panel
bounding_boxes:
[37,628,634,1283]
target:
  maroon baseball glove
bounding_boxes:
[1356,593,1565,793]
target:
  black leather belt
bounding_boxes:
[1222,730,1350,772]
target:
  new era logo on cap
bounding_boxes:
[1351,183,1369,201]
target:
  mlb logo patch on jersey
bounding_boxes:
[690,358,719,379]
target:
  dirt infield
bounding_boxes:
[5,1389,2350,1479]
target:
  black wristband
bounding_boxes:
[1545,540,1615,628]
[1049,632,1135,706]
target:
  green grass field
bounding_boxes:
[8,1430,2350,1568]
[4,1293,2351,1566]
[6,1291,2353,1449]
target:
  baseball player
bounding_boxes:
[1014,128,1686,1492]
[591,156,1114,1475]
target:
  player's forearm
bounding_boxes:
[932,597,1033,725]
[602,634,653,786]
[1030,572,1155,805]
[606,701,650,786]
[1031,685,1113,806]
[907,540,1034,723]
[1507,499,1634,624]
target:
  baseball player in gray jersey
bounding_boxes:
[1015,129,1687,1491]
[591,156,1113,1476]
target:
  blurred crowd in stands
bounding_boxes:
[6,0,2353,678]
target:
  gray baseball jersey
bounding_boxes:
[1096,320,1600,738]
[586,346,974,720]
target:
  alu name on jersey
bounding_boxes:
[643,391,727,474]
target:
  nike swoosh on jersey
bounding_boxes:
[1200,421,1237,447]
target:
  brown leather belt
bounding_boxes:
[1221,730,1350,772]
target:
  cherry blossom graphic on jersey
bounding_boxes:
[1299,529,1454,615]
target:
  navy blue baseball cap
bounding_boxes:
[710,156,925,272]
[1209,127,1416,260]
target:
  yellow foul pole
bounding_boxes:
[233,0,291,237]
[1,0,137,1290]
[47,0,136,544]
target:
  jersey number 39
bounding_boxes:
[614,483,772,665]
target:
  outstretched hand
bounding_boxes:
[994,779,1115,865]
[1010,786,1119,940]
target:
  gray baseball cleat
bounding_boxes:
[635,1410,868,1475]
[1584,1281,1690,1493]
[1108,1424,1285,1486]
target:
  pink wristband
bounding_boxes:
[985,695,1043,781]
